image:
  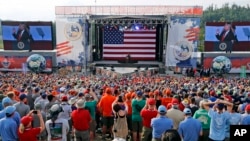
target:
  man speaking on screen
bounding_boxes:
[215,22,236,53]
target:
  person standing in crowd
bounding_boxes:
[241,104,250,125]
[0,106,19,141]
[140,98,158,141]
[14,93,30,118]
[45,94,56,113]
[59,95,72,141]
[71,99,92,141]
[26,86,35,110]
[225,105,241,141]
[193,99,211,141]
[45,104,69,141]
[178,108,203,141]
[32,88,40,104]
[18,110,45,141]
[84,88,98,141]
[151,105,173,141]
[112,96,128,141]
[166,99,185,130]
[98,87,116,140]
[132,90,146,141]
[203,99,233,141]
[125,91,133,136]
[0,97,21,125]
[32,103,47,141]
[34,93,48,113]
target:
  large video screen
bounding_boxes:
[1,21,53,50]
[205,22,250,51]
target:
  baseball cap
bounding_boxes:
[136,90,143,96]
[183,108,192,115]
[147,98,156,105]
[34,103,42,110]
[158,105,167,114]
[5,106,16,115]
[171,99,179,105]
[2,97,12,106]
[78,92,84,97]
[49,104,63,117]
[21,116,33,126]
[61,95,68,101]
[19,94,27,101]
[245,104,250,111]
[34,87,40,92]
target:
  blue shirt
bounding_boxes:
[0,110,20,126]
[151,116,173,138]
[0,117,18,141]
[178,116,202,141]
[226,113,241,137]
[241,115,250,125]
[208,109,230,140]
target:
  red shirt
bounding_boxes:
[71,109,91,131]
[140,109,158,128]
[18,127,41,141]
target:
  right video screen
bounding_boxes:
[205,22,250,52]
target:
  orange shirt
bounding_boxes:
[161,97,173,108]
[98,94,116,117]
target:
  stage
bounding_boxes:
[94,60,163,68]
[93,60,163,77]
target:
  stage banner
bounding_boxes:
[0,55,52,72]
[56,17,88,68]
[166,17,200,68]
[203,56,250,73]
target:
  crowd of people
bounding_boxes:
[0,72,250,141]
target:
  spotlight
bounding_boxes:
[135,26,140,30]
[124,26,128,29]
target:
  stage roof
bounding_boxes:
[55,6,203,16]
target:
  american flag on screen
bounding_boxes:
[56,41,73,57]
[103,27,156,61]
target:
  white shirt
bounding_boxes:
[45,118,69,141]
[58,102,72,120]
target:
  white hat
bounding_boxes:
[76,99,86,108]
[60,87,66,92]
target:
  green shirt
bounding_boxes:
[193,109,211,129]
[132,99,146,121]
[84,100,97,120]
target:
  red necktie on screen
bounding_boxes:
[221,32,226,41]
[18,33,22,41]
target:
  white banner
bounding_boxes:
[166,17,200,68]
[56,18,86,66]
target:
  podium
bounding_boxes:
[214,41,233,52]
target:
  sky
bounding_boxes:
[0,0,249,21]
